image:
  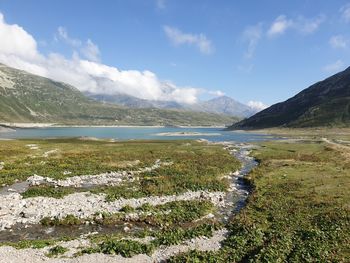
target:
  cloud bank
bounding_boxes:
[0,13,204,104]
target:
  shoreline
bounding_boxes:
[0,123,226,129]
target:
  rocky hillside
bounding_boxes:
[229,67,350,129]
[0,64,237,126]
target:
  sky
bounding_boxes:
[0,0,350,109]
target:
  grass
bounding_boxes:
[0,239,56,249]
[169,140,350,262]
[3,136,348,261]
[0,139,234,255]
[40,200,215,229]
[10,139,239,200]
[46,245,68,257]
[81,239,153,257]
[22,185,78,198]
[41,214,84,226]
[80,222,221,257]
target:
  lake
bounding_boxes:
[0,127,275,142]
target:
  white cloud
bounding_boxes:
[81,39,100,62]
[295,15,325,34]
[323,59,345,73]
[267,14,324,37]
[247,101,268,111]
[0,12,204,104]
[208,90,225,97]
[340,3,350,23]
[267,15,292,37]
[0,13,42,62]
[57,26,81,47]
[163,25,214,54]
[242,23,262,59]
[329,35,348,49]
[56,27,100,62]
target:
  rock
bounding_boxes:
[27,174,45,186]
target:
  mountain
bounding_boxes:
[229,67,350,129]
[190,96,256,118]
[0,63,238,126]
[85,92,184,109]
[87,92,257,118]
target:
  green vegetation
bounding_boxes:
[151,223,220,246]
[169,140,350,262]
[22,185,78,199]
[0,239,56,249]
[46,245,68,257]
[80,222,220,257]
[41,214,83,226]
[0,139,236,258]
[81,240,153,257]
[2,136,348,261]
[39,200,215,229]
[0,139,239,197]
[97,200,215,227]
[119,205,135,213]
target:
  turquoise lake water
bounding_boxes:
[0,127,275,142]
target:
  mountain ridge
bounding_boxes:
[229,67,350,129]
[86,93,258,118]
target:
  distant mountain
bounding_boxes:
[87,93,257,118]
[229,67,350,129]
[85,92,184,109]
[190,96,257,118]
[0,63,238,126]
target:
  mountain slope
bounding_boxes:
[0,64,237,126]
[229,67,350,129]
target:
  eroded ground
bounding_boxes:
[0,139,251,262]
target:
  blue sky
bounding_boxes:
[0,0,349,108]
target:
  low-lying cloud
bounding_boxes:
[0,13,207,104]
[247,101,268,111]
